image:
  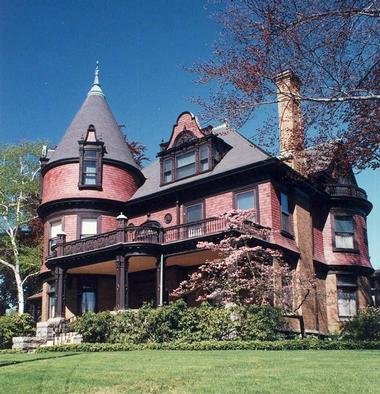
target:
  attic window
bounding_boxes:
[78,125,104,190]
[160,142,212,185]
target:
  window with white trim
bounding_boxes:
[236,190,256,210]
[80,218,98,239]
[49,220,62,253]
[163,158,173,183]
[176,151,196,179]
[199,144,210,172]
[334,216,355,250]
[337,275,357,320]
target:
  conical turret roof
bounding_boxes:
[47,64,139,171]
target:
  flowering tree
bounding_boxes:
[192,0,380,170]
[171,209,314,313]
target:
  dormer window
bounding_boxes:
[160,143,212,184]
[83,150,97,185]
[158,114,231,186]
[78,125,104,190]
[176,150,196,179]
[163,158,173,183]
[199,144,210,171]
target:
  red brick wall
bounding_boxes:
[130,206,178,228]
[205,192,233,217]
[101,215,118,232]
[129,182,274,229]
[258,182,273,228]
[41,163,138,204]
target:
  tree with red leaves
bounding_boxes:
[193,0,380,170]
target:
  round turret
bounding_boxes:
[38,65,144,268]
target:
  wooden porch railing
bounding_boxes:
[49,216,270,258]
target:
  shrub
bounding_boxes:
[0,313,35,349]
[71,311,114,342]
[177,302,235,342]
[235,305,285,341]
[36,339,380,353]
[340,307,380,341]
[73,301,285,344]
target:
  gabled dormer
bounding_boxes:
[157,112,230,185]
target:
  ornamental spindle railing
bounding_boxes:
[326,184,367,200]
[48,216,271,258]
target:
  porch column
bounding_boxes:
[54,266,65,318]
[156,255,166,307]
[116,255,129,310]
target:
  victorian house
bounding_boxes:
[35,66,373,334]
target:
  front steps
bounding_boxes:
[13,317,82,351]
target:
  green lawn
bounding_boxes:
[0,350,378,393]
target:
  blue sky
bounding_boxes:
[0,0,378,268]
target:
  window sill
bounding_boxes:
[78,184,103,191]
[281,230,294,239]
[333,248,359,254]
[160,168,213,187]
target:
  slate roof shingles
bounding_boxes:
[48,94,139,170]
[129,127,271,200]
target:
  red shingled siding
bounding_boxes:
[323,213,371,268]
[41,163,138,204]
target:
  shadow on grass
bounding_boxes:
[0,353,81,368]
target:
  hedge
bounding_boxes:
[37,339,380,353]
[72,301,286,344]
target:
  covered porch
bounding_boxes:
[44,249,219,321]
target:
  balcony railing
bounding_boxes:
[49,216,270,259]
[326,184,367,200]
[163,216,227,243]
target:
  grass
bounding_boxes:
[0,350,378,393]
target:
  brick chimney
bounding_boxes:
[275,70,304,167]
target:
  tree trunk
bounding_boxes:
[15,267,24,314]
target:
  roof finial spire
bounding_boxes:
[88,61,105,97]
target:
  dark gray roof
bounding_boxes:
[130,127,270,200]
[47,94,139,170]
